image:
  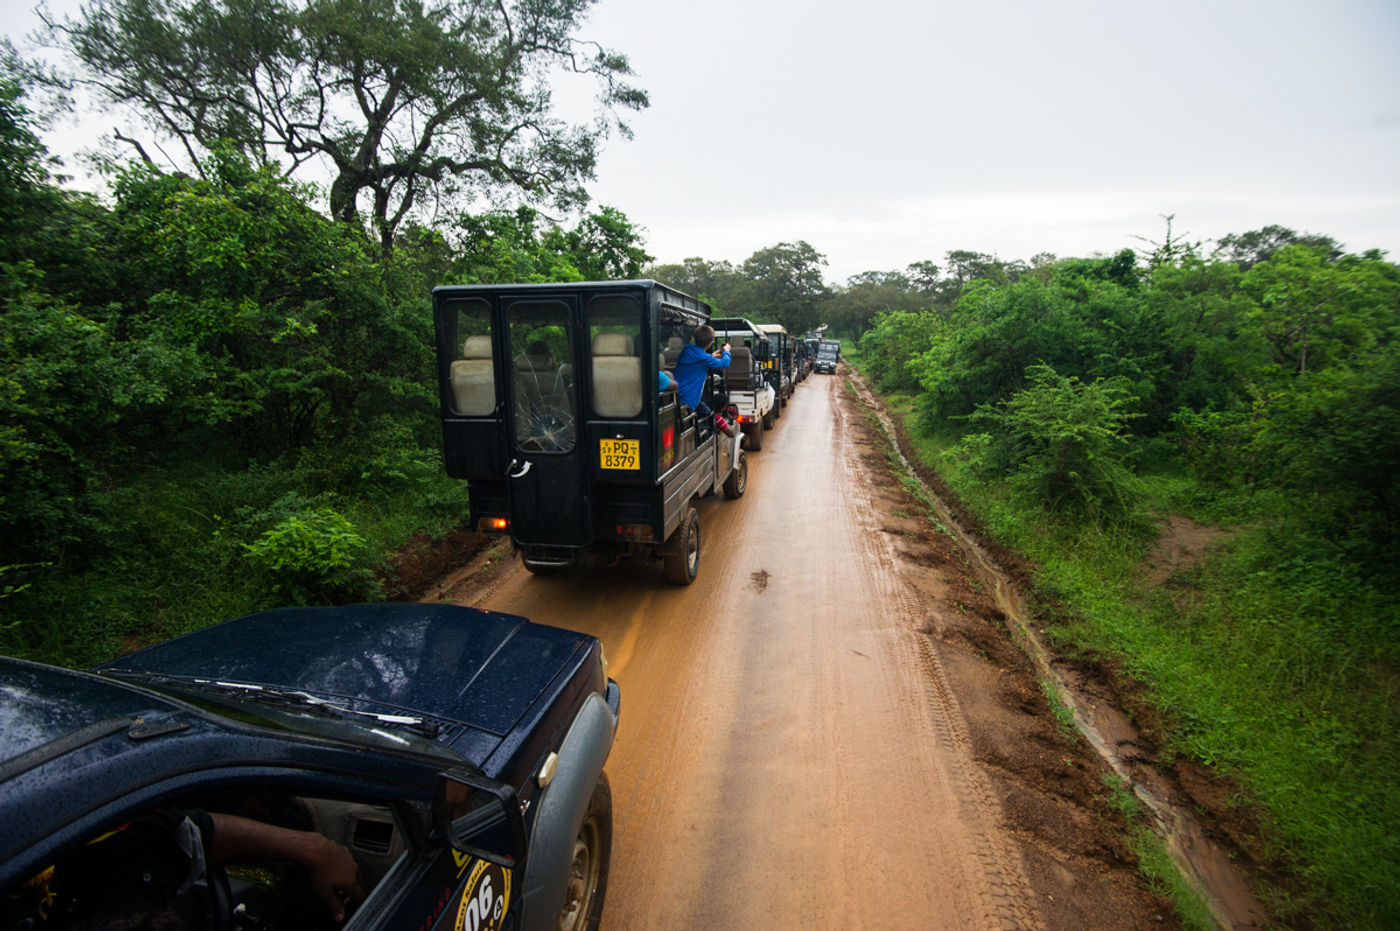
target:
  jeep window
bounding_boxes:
[586,295,644,418]
[508,302,576,452]
[14,784,426,931]
[446,298,495,416]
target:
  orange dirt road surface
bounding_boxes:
[433,372,1177,930]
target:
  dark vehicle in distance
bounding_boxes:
[814,339,841,375]
[434,280,747,584]
[796,336,817,381]
[0,603,619,931]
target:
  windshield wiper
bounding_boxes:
[108,673,441,739]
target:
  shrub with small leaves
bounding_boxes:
[964,363,1143,521]
[242,507,376,603]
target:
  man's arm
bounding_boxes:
[208,812,365,921]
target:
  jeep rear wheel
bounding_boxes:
[556,773,612,931]
[663,508,700,585]
[746,418,764,451]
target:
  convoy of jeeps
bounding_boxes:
[432,279,832,586]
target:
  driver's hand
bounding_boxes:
[305,834,365,922]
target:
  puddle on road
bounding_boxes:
[852,377,1268,930]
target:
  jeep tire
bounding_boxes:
[663,508,700,585]
[746,418,764,451]
[555,773,612,931]
[723,451,748,499]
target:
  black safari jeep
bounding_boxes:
[434,280,747,585]
[0,603,619,931]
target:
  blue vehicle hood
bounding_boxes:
[99,603,593,743]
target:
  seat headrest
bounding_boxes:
[463,335,493,359]
[592,332,634,356]
[516,352,555,371]
[667,335,684,351]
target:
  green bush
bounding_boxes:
[962,363,1144,521]
[242,506,377,604]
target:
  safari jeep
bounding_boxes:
[757,323,798,407]
[434,280,747,584]
[706,317,778,450]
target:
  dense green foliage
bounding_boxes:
[852,233,1400,928]
[0,73,651,664]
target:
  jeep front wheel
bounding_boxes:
[556,773,612,931]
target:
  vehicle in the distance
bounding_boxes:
[434,280,747,584]
[0,603,620,931]
[706,316,778,448]
[795,335,816,381]
[814,339,841,374]
[757,323,798,408]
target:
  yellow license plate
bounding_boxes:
[599,438,640,470]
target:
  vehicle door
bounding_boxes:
[502,298,590,548]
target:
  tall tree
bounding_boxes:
[1215,224,1341,269]
[737,240,829,333]
[646,257,743,309]
[47,0,647,252]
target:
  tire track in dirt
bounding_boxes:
[846,368,1266,930]
[836,389,1041,930]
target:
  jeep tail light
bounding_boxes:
[662,424,674,451]
[616,523,654,541]
[479,517,509,532]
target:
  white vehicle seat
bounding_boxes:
[450,335,495,415]
[592,332,641,417]
[725,346,754,389]
[662,335,685,370]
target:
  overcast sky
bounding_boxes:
[572,0,1400,282]
[7,0,1399,284]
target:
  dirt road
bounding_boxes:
[436,373,1176,929]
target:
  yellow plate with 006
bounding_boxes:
[599,438,640,470]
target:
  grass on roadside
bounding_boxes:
[874,380,1400,930]
[1102,774,1219,931]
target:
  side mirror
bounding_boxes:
[433,768,528,869]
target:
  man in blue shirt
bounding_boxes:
[673,325,730,417]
